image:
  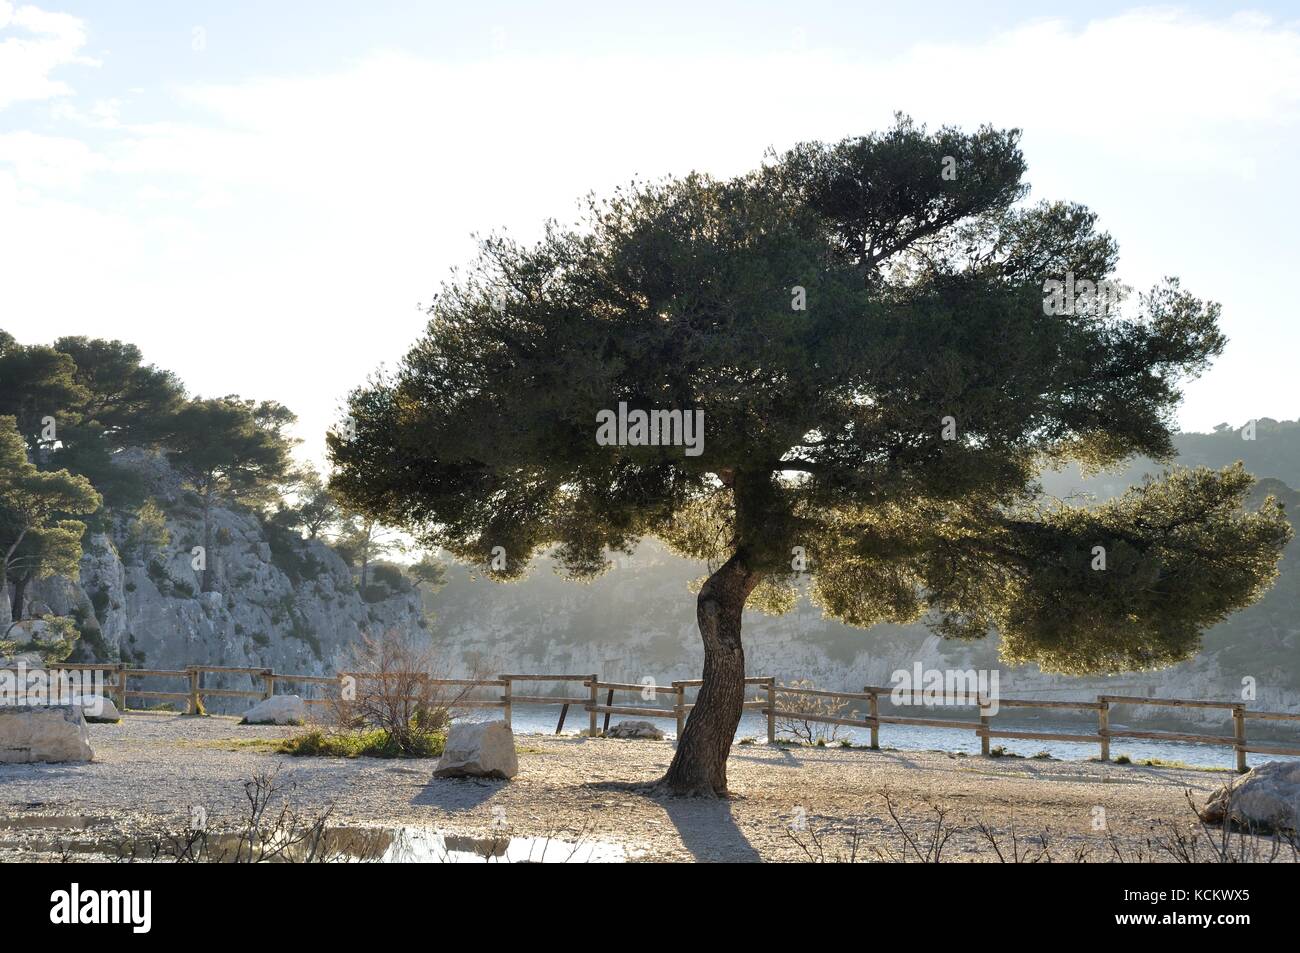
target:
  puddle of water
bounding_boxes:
[0,822,628,863]
[0,814,111,830]
[380,827,628,863]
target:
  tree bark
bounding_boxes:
[659,552,760,796]
[10,574,29,621]
[201,483,215,593]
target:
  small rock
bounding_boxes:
[0,705,93,763]
[1200,760,1300,832]
[241,695,305,725]
[433,721,518,779]
[605,720,665,740]
[70,695,122,723]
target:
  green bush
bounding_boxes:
[369,563,407,591]
[361,584,391,604]
[263,520,324,585]
[90,588,111,622]
[277,728,445,759]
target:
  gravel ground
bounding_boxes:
[0,712,1272,862]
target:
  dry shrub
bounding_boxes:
[330,628,479,756]
[775,679,851,745]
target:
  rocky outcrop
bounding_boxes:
[0,705,93,763]
[20,450,425,713]
[433,721,518,779]
[1200,761,1300,831]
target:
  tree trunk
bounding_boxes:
[201,484,215,593]
[10,574,29,621]
[0,582,10,625]
[660,552,760,796]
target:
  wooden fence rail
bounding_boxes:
[756,685,1300,772]
[5,663,1299,771]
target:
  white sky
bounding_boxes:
[2,2,1299,466]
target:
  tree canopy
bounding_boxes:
[0,416,101,621]
[302,118,1294,792]
[162,396,298,591]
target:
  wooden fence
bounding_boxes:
[768,684,1300,773]
[8,663,1300,772]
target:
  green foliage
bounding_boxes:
[123,499,169,566]
[52,336,184,448]
[273,465,341,540]
[333,514,404,588]
[276,727,445,759]
[0,335,86,452]
[162,397,297,511]
[146,558,170,590]
[0,416,101,619]
[407,553,448,600]
[145,558,195,598]
[262,517,324,584]
[0,335,182,516]
[330,116,1289,677]
[90,587,110,622]
[369,562,408,591]
[6,615,79,662]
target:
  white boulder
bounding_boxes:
[242,694,305,725]
[433,721,518,780]
[1201,760,1300,831]
[605,720,665,740]
[49,695,121,723]
[0,705,93,763]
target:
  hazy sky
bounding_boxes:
[2,1,1298,464]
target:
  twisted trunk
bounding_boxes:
[660,551,761,796]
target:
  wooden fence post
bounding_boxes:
[980,714,990,756]
[187,666,201,715]
[602,688,614,734]
[115,663,127,712]
[588,675,598,737]
[501,676,512,729]
[1233,705,1247,773]
[674,681,685,739]
[766,678,776,744]
[555,703,569,735]
[1098,699,1110,762]
[867,688,879,749]
[261,669,275,701]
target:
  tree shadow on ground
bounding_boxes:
[410,777,503,812]
[728,746,803,767]
[583,779,762,862]
[660,796,761,862]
